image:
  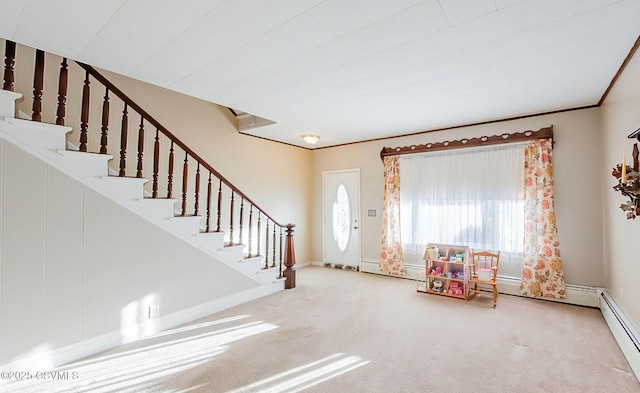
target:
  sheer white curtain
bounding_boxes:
[399,144,525,271]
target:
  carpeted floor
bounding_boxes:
[3,265,639,393]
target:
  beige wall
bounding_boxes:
[97,69,313,262]
[601,47,640,330]
[311,107,605,285]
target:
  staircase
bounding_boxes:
[0,39,296,371]
[0,102,285,285]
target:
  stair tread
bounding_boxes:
[58,150,114,160]
[102,175,148,184]
[4,117,72,133]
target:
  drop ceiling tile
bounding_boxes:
[463,39,507,64]
[395,35,441,64]
[599,0,640,30]
[0,0,27,39]
[130,8,264,87]
[521,0,582,30]
[472,3,524,42]
[79,0,208,73]
[523,32,624,70]
[454,63,494,84]
[495,0,525,9]
[439,0,496,25]
[397,72,460,96]
[425,51,467,74]
[178,0,225,15]
[350,0,413,22]
[578,0,627,12]
[496,82,528,98]
[173,48,299,100]
[501,9,603,56]
[433,22,479,54]
[238,29,306,66]
[368,59,440,88]
[209,58,313,106]
[356,17,410,52]
[393,0,450,39]
[449,81,493,98]
[277,13,335,51]
[487,53,528,75]
[322,49,408,85]
[177,30,306,98]
[224,56,326,106]
[216,0,290,31]
[299,31,377,71]
[14,0,126,58]
[264,0,326,20]
[256,49,408,113]
[309,0,369,37]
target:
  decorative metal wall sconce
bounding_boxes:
[613,133,640,219]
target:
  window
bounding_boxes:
[399,144,525,271]
[332,184,351,253]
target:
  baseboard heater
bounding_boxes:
[600,290,640,380]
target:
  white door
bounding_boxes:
[323,169,360,268]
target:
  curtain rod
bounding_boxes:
[379,126,553,160]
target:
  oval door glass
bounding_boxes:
[332,184,351,252]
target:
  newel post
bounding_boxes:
[283,224,296,289]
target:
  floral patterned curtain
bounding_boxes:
[379,155,405,276]
[520,139,566,298]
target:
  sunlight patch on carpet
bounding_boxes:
[226,353,370,393]
[1,320,278,393]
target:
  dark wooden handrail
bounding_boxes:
[76,63,287,228]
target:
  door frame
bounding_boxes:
[322,168,361,268]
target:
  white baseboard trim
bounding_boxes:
[494,275,600,308]
[0,284,282,375]
[294,261,312,269]
[600,290,640,380]
[359,259,600,307]
[359,259,424,279]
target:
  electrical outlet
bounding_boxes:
[620,288,624,300]
[148,304,160,318]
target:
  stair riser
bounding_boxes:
[215,246,246,264]
[192,234,226,254]
[169,217,203,237]
[61,157,109,178]
[101,180,145,201]
[239,257,263,272]
[0,90,22,118]
[137,200,177,220]
[1,121,68,153]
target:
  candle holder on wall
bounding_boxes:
[612,140,640,219]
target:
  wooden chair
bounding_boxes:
[467,251,500,307]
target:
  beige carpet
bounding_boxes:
[3,266,639,393]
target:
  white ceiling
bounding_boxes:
[1,0,640,148]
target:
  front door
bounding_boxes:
[323,169,360,268]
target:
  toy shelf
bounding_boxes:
[416,243,470,300]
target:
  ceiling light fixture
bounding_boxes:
[302,134,320,145]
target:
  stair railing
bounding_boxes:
[2,39,296,288]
